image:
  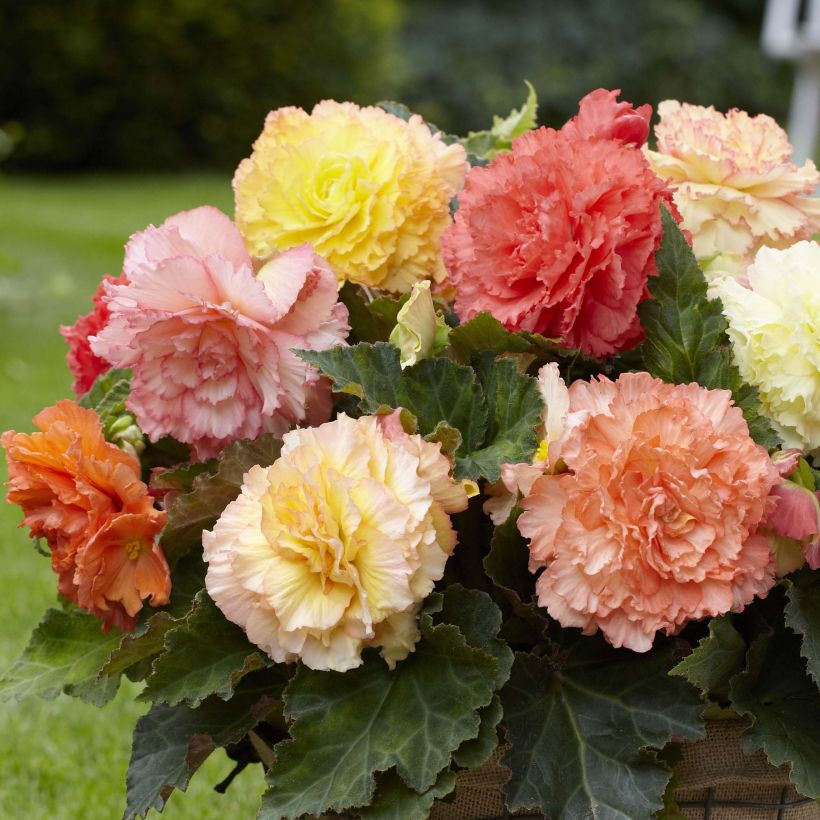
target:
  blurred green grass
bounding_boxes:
[0,175,266,818]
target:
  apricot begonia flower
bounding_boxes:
[203,412,469,672]
[518,372,780,653]
[1,400,169,630]
[91,206,348,460]
[646,101,820,278]
[234,100,467,292]
[442,90,675,356]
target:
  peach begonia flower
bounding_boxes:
[646,101,820,280]
[517,372,780,653]
[1,400,169,631]
[90,206,348,461]
[233,100,467,292]
[203,412,470,672]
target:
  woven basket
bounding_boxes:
[430,719,820,820]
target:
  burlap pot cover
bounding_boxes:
[429,719,820,820]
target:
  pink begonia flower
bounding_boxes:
[91,206,348,460]
[517,371,780,653]
[762,451,820,573]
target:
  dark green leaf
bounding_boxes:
[455,357,542,482]
[100,612,175,681]
[448,313,532,363]
[431,584,513,689]
[375,100,416,122]
[730,624,820,797]
[259,616,498,818]
[124,669,284,820]
[639,207,779,448]
[165,553,208,618]
[140,591,264,708]
[400,357,487,452]
[501,640,704,818]
[161,434,282,565]
[483,508,534,602]
[357,769,457,820]
[670,616,746,700]
[424,421,463,458]
[297,342,401,406]
[150,460,217,493]
[453,695,503,769]
[0,608,122,705]
[784,567,820,686]
[339,282,407,344]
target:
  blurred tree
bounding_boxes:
[0,0,402,170]
[395,0,793,136]
[0,0,794,170]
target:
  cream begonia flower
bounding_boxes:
[389,281,450,368]
[713,241,820,453]
[202,413,469,672]
[234,101,467,292]
[646,101,820,279]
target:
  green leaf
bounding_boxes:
[259,616,498,818]
[100,612,175,682]
[483,508,534,602]
[301,343,541,481]
[161,434,282,565]
[454,356,542,482]
[453,695,503,769]
[424,421,463,458]
[150,460,217,493]
[297,342,402,406]
[639,207,779,448]
[78,367,131,416]
[339,282,407,344]
[400,357,487,452]
[730,623,820,797]
[430,584,513,689]
[357,769,457,820]
[785,567,820,686]
[448,313,532,363]
[501,640,704,818]
[299,343,487,449]
[140,591,264,708]
[0,608,122,705]
[124,669,284,820]
[670,616,746,700]
[460,81,538,159]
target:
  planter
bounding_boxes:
[430,721,820,820]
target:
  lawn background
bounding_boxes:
[0,175,266,818]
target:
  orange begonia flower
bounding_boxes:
[2,400,169,630]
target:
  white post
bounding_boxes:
[762,0,820,161]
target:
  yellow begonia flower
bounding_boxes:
[234,101,467,293]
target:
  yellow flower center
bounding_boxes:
[124,538,145,561]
